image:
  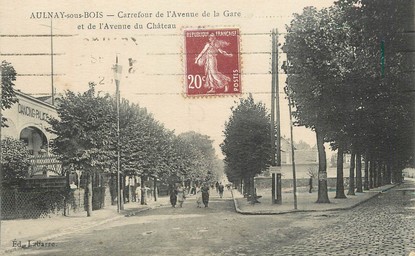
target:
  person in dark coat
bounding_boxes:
[309,177,313,193]
[169,185,177,207]
[201,183,210,207]
[218,183,224,198]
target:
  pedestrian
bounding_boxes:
[135,185,141,204]
[201,183,210,207]
[309,177,313,193]
[218,182,224,198]
[141,185,148,205]
[176,184,186,208]
[169,185,177,207]
[215,181,220,193]
[195,184,202,208]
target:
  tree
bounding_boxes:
[285,1,413,202]
[117,99,177,204]
[333,0,414,186]
[221,95,272,199]
[48,84,116,216]
[284,7,339,203]
[178,131,222,183]
[1,60,18,127]
[1,137,31,187]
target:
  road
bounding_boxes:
[8,182,415,256]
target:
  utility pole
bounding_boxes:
[274,31,281,168]
[113,55,123,212]
[270,29,276,167]
[283,48,298,210]
[271,29,282,204]
[50,18,55,105]
[288,95,298,210]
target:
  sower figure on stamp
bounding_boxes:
[195,33,233,93]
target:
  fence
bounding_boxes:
[1,187,107,219]
[1,188,67,219]
[28,155,62,176]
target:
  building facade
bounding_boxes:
[2,91,58,156]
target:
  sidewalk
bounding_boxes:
[0,196,170,254]
[232,183,401,215]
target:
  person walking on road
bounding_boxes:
[135,185,141,204]
[201,183,210,207]
[195,184,202,208]
[169,185,177,207]
[176,184,186,208]
[141,186,148,205]
[218,182,224,198]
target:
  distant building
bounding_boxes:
[280,136,317,165]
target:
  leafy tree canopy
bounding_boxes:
[1,60,18,127]
[1,137,31,187]
[221,95,272,182]
[48,83,116,173]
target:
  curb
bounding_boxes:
[231,183,400,215]
[2,202,168,254]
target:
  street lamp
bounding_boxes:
[113,55,123,212]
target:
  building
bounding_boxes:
[280,136,318,165]
[2,91,60,176]
[2,91,57,155]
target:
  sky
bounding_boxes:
[0,0,336,158]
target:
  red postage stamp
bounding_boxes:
[184,28,241,96]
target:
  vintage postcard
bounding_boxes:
[1,0,414,255]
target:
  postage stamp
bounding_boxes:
[184,28,241,96]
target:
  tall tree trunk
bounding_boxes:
[141,176,145,205]
[243,176,249,197]
[316,128,330,203]
[86,172,93,217]
[369,157,374,189]
[251,176,256,197]
[335,142,347,199]
[386,159,392,184]
[153,177,158,202]
[247,176,251,198]
[364,152,369,190]
[374,160,379,188]
[64,171,70,216]
[110,174,117,205]
[347,151,356,195]
[240,178,243,194]
[391,161,397,184]
[356,152,363,193]
[120,173,124,210]
[248,175,252,198]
